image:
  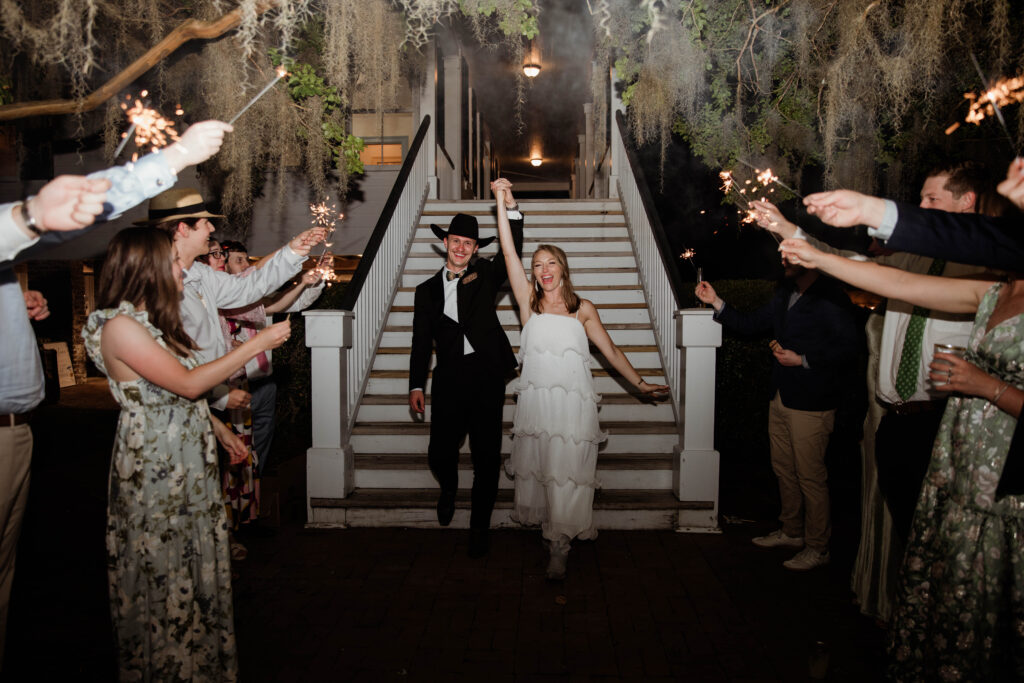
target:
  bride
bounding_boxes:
[493,179,667,579]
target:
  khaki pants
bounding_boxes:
[0,424,31,670]
[767,393,834,553]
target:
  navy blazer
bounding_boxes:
[715,275,860,411]
[408,216,524,392]
[885,202,1023,272]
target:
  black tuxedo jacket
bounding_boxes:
[409,216,524,392]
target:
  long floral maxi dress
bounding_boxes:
[888,283,1024,681]
[83,302,238,682]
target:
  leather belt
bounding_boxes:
[2,412,32,427]
[880,399,946,416]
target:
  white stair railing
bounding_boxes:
[305,115,432,504]
[612,110,722,530]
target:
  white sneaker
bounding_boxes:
[546,540,570,580]
[783,548,830,571]
[751,529,804,548]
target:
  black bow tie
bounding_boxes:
[446,270,465,281]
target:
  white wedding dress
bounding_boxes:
[508,312,606,541]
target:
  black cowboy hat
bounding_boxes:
[430,213,496,247]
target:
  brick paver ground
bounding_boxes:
[3,382,884,681]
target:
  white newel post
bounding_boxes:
[674,308,722,531]
[304,310,354,510]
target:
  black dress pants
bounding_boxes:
[874,404,946,543]
[427,354,506,530]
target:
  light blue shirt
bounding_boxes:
[0,151,177,414]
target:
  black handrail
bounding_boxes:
[615,110,687,308]
[337,115,431,310]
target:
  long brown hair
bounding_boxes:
[529,244,581,315]
[97,227,197,357]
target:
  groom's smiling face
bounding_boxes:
[444,235,479,273]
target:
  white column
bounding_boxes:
[583,102,594,198]
[475,109,482,198]
[576,134,585,199]
[443,55,462,200]
[419,44,439,199]
[304,310,355,509]
[482,140,491,199]
[673,308,722,531]
[609,65,623,198]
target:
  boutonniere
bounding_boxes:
[461,272,478,285]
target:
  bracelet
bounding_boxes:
[19,197,45,237]
[507,203,519,212]
[637,379,646,387]
[992,382,1010,404]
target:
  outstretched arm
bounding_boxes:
[579,300,668,397]
[494,182,531,317]
[778,238,989,314]
[100,314,291,398]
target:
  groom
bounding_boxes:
[409,179,523,557]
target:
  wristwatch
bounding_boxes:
[19,197,45,236]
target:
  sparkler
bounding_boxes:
[719,169,781,241]
[945,54,1021,155]
[736,158,803,199]
[228,66,289,125]
[113,91,181,159]
[308,199,343,286]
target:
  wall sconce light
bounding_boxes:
[531,157,543,167]
[523,63,541,78]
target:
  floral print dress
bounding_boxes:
[889,284,1024,681]
[83,302,238,682]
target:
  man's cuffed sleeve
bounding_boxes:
[0,202,38,261]
[91,151,178,221]
[867,199,898,241]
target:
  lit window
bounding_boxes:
[360,143,404,166]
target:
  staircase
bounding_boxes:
[308,198,713,529]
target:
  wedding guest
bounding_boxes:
[83,227,290,680]
[695,257,859,571]
[196,238,227,271]
[219,239,324,475]
[780,236,1024,680]
[0,120,231,670]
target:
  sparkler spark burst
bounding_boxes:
[719,170,735,193]
[309,199,343,286]
[679,248,696,260]
[119,94,180,153]
[964,75,1024,127]
[756,168,779,186]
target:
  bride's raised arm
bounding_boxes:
[494,183,531,316]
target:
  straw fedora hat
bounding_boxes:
[134,187,225,225]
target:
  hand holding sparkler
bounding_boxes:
[997,157,1024,211]
[288,227,329,257]
[694,281,723,312]
[778,238,828,270]
[750,199,798,239]
[160,120,234,173]
[16,176,112,235]
[803,190,887,229]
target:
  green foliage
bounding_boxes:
[269,47,363,177]
[0,77,12,106]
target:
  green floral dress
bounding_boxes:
[83,302,238,682]
[889,284,1024,681]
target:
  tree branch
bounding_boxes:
[0,1,278,121]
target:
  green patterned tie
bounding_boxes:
[894,258,946,400]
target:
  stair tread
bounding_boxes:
[403,267,638,275]
[310,488,712,510]
[354,454,673,469]
[367,367,665,379]
[358,393,668,404]
[413,236,632,243]
[351,421,677,434]
[388,302,649,313]
[384,322,653,332]
[374,345,659,355]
